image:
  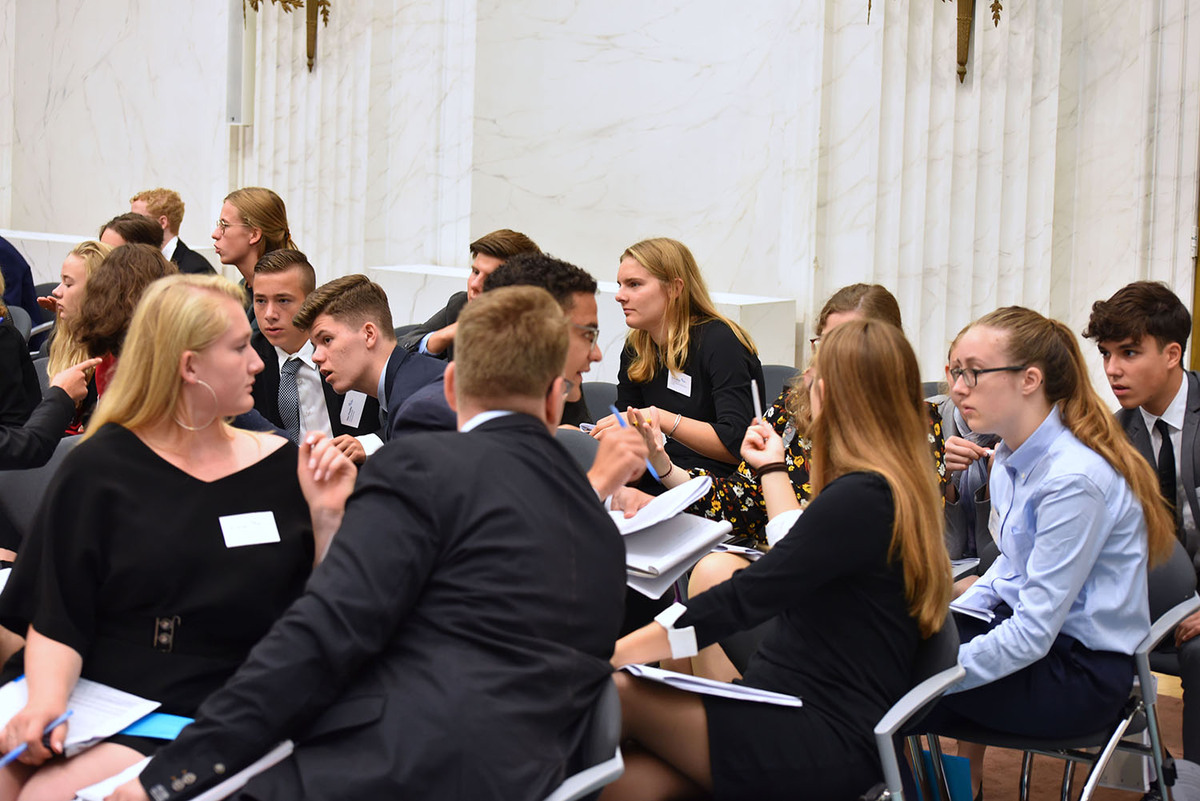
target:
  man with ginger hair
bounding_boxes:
[112,286,626,801]
[398,228,540,360]
[130,187,215,275]
[294,274,453,439]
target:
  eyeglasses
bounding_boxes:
[561,378,575,398]
[947,365,1028,388]
[808,336,821,354]
[214,218,253,234]
[573,324,600,346]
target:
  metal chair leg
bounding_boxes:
[907,735,931,800]
[924,735,953,801]
[1020,751,1035,801]
[1060,760,1074,801]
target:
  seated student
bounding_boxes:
[1080,280,1200,761]
[592,238,765,477]
[398,228,540,360]
[0,274,353,801]
[293,275,454,438]
[250,250,382,461]
[0,357,99,472]
[924,306,1174,799]
[108,286,628,801]
[98,213,164,249]
[41,241,113,434]
[0,237,38,326]
[603,319,952,801]
[73,244,178,396]
[129,188,216,275]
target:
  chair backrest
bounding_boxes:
[762,364,799,406]
[581,382,618,419]
[922,380,947,398]
[873,615,966,800]
[556,428,600,472]
[0,435,81,549]
[542,678,625,801]
[32,357,50,396]
[6,306,31,341]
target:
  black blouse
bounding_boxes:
[615,320,764,477]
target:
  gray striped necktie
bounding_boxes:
[279,358,302,444]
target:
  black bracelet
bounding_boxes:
[755,461,787,478]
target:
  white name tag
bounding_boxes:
[667,370,692,397]
[219,512,282,548]
[340,390,367,428]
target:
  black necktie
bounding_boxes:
[1155,418,1177,514]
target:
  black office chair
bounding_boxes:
[762,364,799,406]
[0,435,81,548]
[6,306,31,341]
[581,382,618,419]
[556,428,600,472]
[543,678,624,801]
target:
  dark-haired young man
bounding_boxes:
[295,274,453,439]
[1083,280,1200,759]
[398,228,540,360]
[251,250,381,460]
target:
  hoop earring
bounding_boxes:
[174,379,219,432]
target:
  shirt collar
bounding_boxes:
[1138,372,1188,434]
[275,338,317,370]
[377,350,393,413]
[162,235,179,261]
[997,405,1065,479]
[461,410,514,432]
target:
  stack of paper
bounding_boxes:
[613,476,732,598]
[0,677,159,758]
[621,664,803,707]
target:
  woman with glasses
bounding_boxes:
[591,238,763,477]
[925,307,1174,800]
[211,187,297,289]
[602,319,952,801]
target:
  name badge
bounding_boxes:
[667,370,692,397]
[340,390,367,428]
[219,512,281,548]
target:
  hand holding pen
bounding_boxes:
[0,709,73,767]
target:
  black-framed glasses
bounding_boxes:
[947,365,1027,388]
[561,378,575,398]
[573,324,600,346]
[808,336,821,353]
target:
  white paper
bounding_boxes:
[608,476,712,536]
[622,664,803,707]
[0,677,160,758]
[624,517,732,599]
[339,390,366,427]
[950,558,980,580]
[74,741,294,801]
[949,597,995,623]
[0,568,10,596]
[218,512,281,549]
[74,757,150,801]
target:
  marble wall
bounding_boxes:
[2,0,1198,387]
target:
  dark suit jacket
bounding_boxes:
[251,332,381,438]
[0,388,73,470]
[1118,370,1200,573]
[170,239,216,275]
[380,345,451,440]
[397,290,468,360]
[137,413,626,801]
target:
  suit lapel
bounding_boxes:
[1181,371,1200,532]
[251,333,282,425]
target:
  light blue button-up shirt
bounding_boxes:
[950,407,1150,692]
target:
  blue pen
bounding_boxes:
[0,710,74,767]
[609,404,662,482]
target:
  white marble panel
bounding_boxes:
[0,0,15,227]
[370,265,796,383]
[0,229,87,286]
[9,1,230,246]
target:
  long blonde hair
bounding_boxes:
[46,241,113,376]
[974,307,1174,566]
[83,275,247,440]
[809,319,951,637]
[621,238,756,383]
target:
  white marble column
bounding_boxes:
[0,0,14,228]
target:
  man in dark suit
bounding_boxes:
[1083,280,1200,760]
[294,274,454,440]
[114,286,627,801]
[397,228,540,360]
[130,188,216,275]
[250,250,381,461]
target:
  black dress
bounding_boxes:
[0,315,40,426]
[615,320,763,477]
[676,472,922,800]
[0,424,313,726]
